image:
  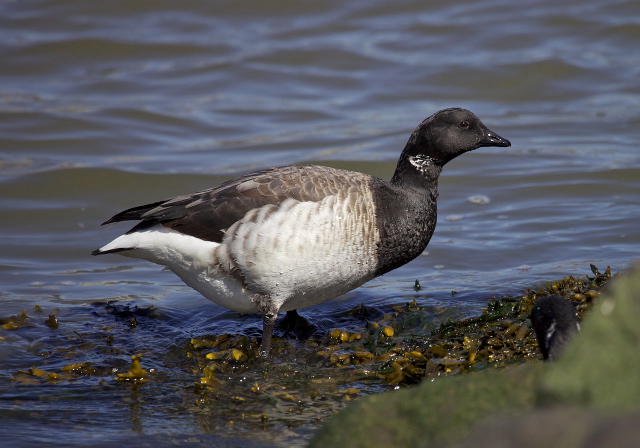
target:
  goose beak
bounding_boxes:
[480,128,511,147]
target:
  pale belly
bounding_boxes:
[172,258,375,314]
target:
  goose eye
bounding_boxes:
[458,120,470,129]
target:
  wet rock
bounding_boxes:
[465,408,640,448]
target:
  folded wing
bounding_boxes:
[101,165,360,243]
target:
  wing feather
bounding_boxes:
[102,165,370,243]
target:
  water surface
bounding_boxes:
[1,0,639,446]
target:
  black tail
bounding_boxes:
[101,200,167,225]
[91,247,133,256]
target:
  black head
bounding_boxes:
[392,108,510,186]
[531,294,580,361]
[410,108,510,166]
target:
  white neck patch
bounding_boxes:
[545,321,557,342]
[409,155,435,173]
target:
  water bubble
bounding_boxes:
[59,280,77,286]
[467,195,490,205]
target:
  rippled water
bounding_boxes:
[1,0,640,446]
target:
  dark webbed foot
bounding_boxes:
[279,309,316,340]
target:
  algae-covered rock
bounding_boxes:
[309,264,640,448]
[308,362,543,447]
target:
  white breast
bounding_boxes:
[220,188,380,311]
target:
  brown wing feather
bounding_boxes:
[103,165,368,243]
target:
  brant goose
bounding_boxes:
[92,108,511,356]
[531,294,580,360]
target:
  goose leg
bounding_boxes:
[254,294,280,357]
[260,311,278,357]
